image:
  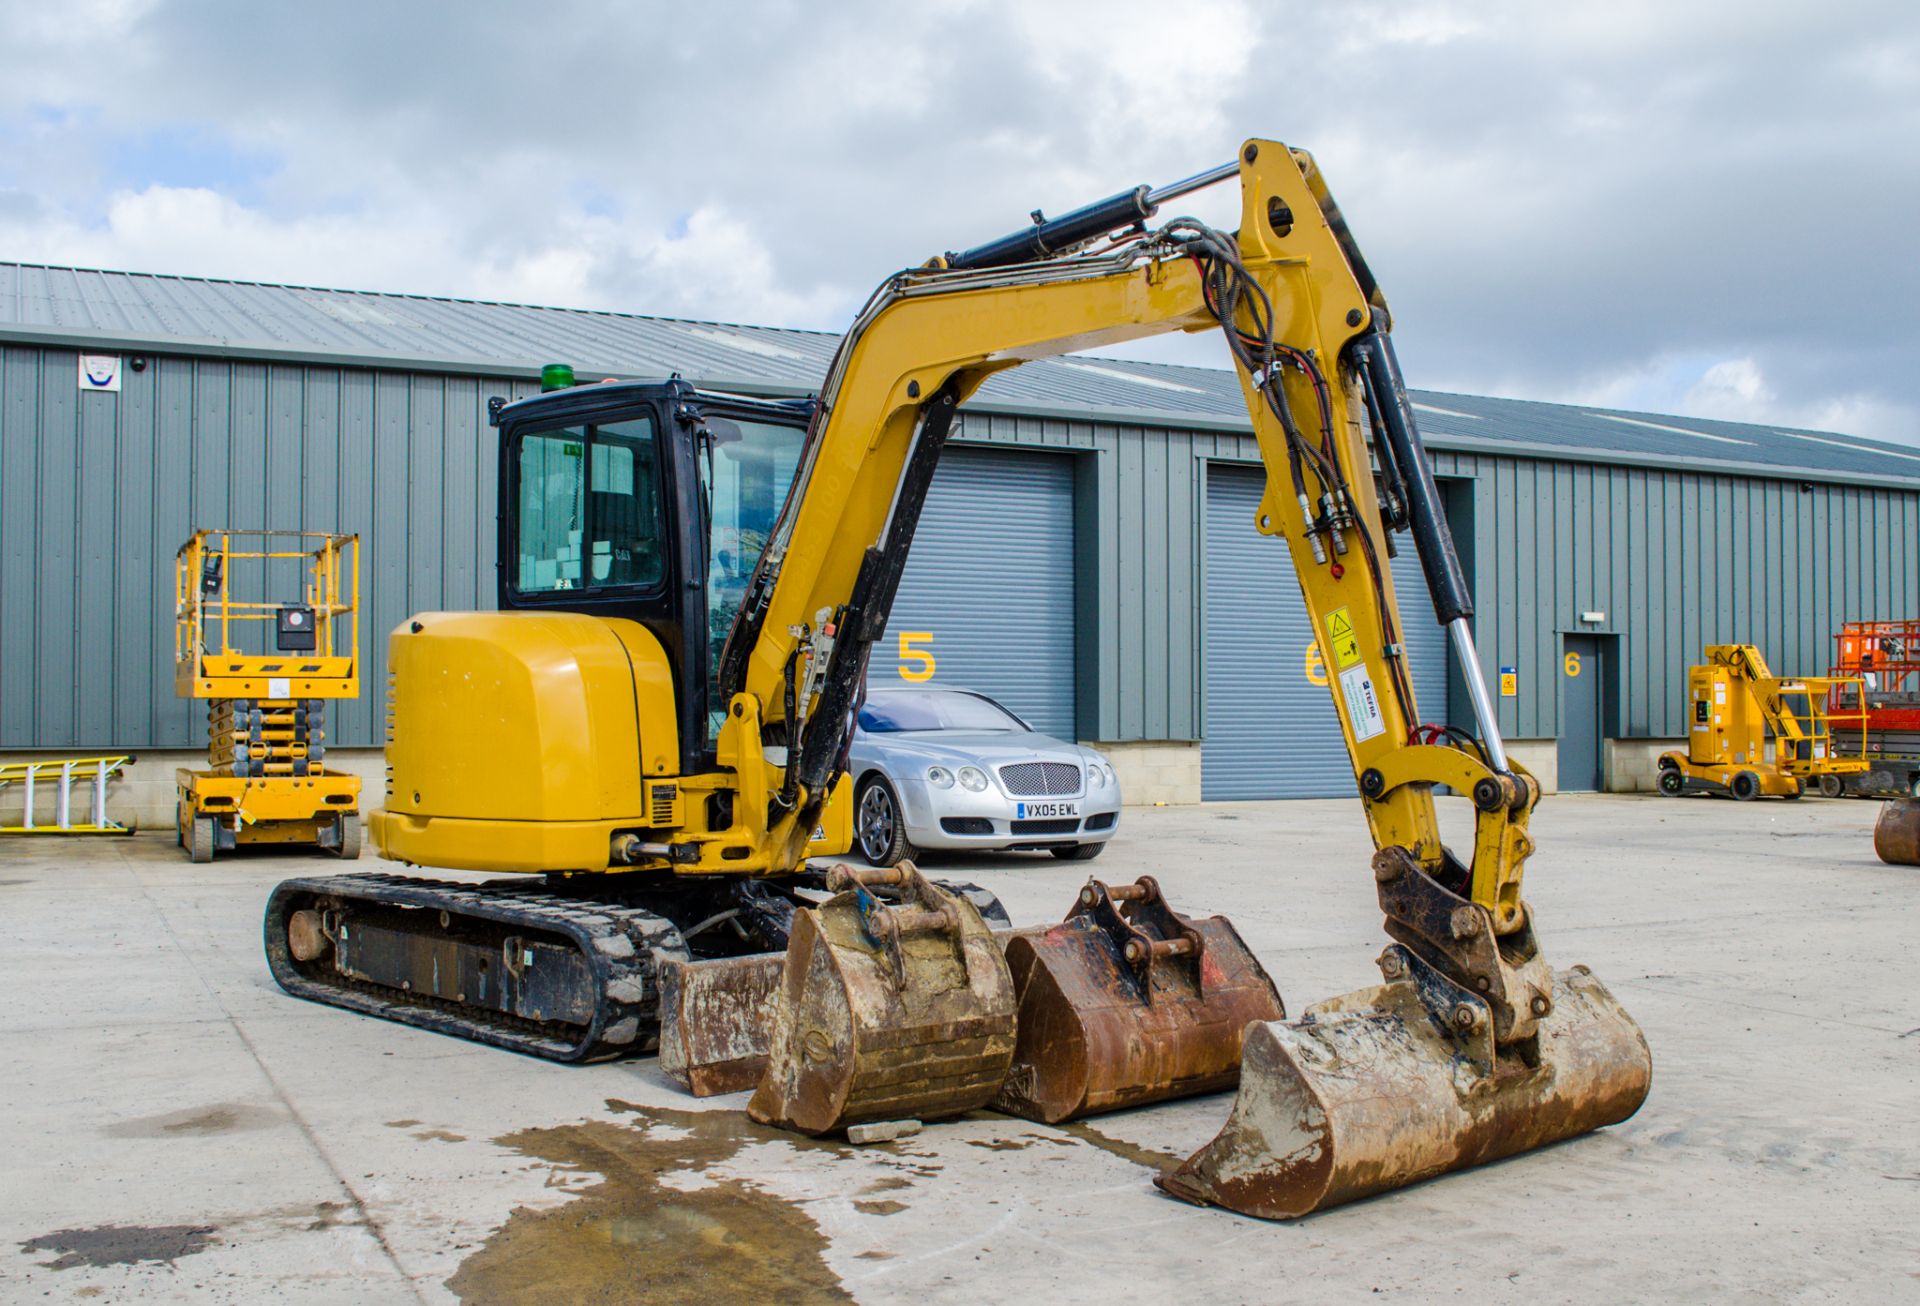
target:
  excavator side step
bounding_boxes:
[263,873,688,1062]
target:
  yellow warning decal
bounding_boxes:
[1326,607,1363,670]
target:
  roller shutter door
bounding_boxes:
[884,446,1077,738]
[1203,464,1449,800]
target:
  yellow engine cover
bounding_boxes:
[372,611,679,872]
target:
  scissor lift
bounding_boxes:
[174,530,361,862]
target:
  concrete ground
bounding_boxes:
[2,794,1914,1303]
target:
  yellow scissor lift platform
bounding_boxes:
[174,529,362,862]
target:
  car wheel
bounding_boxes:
[1049,843,1105,861]
[855,775,915,866]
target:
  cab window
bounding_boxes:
[514,417,665,593]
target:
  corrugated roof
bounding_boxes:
[4,259,1917,487]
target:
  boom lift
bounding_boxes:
[1656,644,1866,800]
[264,140,1650,1216]
[175,530,362,861]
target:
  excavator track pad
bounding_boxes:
[748,863,1015,1135]
[1157,942,1651,1219]
[264,872,689,1062]
[993,876,1284,1124]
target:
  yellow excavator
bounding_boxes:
[264,140,1650,1217]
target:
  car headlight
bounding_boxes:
[927,766,955,789]
[958,766,989,792]
[1087,761,1109,787]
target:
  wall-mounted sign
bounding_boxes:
[78,354,121,393]
[1498,665,1518,697]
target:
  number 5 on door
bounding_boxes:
[899,632,936,682]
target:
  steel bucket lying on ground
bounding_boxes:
[993,877,1285,1124]
[1156,945,1651,1219]
[1874,798,1920,866]
[747,863,1016,1135]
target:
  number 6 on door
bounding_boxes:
[1564,650,1582,678]
[899,632,936,682]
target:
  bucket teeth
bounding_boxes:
[1155,948,1651,1219]
[993,876,1284,1124]
[747,863,1015,1135]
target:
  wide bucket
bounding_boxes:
[1157,954,1651,1219]
[993,877,1285,1124]
[658,954,787,1096]
[1874,798,1920,865]
[747,864,1016,1135]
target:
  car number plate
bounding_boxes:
[1015,801,1079,819]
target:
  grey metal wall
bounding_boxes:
[5,337,1917,756]
[1427,449,1920,739]
[951,412,1920,746]
[0,344,531,750]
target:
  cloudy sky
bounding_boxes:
[3,0,1916,444]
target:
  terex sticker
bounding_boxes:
[1326,607,1363,669]
[1339,664,1386,741]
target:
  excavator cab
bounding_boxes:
[493,379,816,770]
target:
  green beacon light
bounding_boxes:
[540,362,576,392]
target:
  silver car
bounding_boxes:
[847,686,1122,864]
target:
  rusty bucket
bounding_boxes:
[992,877,1284,1124]
[747,863,1016,1136]
[1156,944,1651,1219]
[658,954,786,1096]
[1874,798,1920,865]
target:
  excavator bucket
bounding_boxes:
[747,863,1016,1135]
[1156,942,1651,1219]
[992,877,1285,1124]
[657,954,786,1096]
[1875,798,1920,865]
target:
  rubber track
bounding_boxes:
[263,872,690,1063]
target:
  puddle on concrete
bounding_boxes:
[449,1103,855,1304]
[414,1129,467,1143]
[20,1224,217,1270]
[852,1199,907,1216]
[1056,1120,1186,1170]
[104,1103,281,1139]
[858,1177,913,1195]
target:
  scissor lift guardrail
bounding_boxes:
[0,755,136,834]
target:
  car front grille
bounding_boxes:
[1010,818,1080,835]
[940,817,994,835]
[998,761,1081,796]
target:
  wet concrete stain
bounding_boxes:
[104,1103,281,1139]
[20,1224,218,1270]
[855,1250,896,1261]
[852,1200,908,1216]
[385,1118,423,1128]
[449,1103,854,1305]
[415,1129,468,1143]
[1056,1120,1186,1170]
[858,1177,913,1194]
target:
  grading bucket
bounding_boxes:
[993,876,1285,1124]
[1874,798,1920,865]
[1157,944,1651,1219]
[747,863,1016,1135]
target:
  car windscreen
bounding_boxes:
[858,692,1025,733]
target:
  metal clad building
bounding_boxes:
[5,260,1919,807]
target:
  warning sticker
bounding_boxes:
[1339,664,1387,742]
[1326,607,1363,669]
